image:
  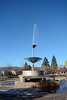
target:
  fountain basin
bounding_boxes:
[25,57,42,63]
[22,71,44,76]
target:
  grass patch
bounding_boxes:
[0,75,18,78]
[55,75,67,77]
[0,75,7,78]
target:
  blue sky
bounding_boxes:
[0,0,67,67]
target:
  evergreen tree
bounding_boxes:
[23,62,28,70]
[23,62,31,70]
[51,55,58,67]
[42,57,50,66]
[28,65,31,70]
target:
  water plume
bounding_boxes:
[33,24,37,45]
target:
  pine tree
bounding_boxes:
[51,55,58,67]
[23,62,31,70]
[28,65,31,70]
[42,57,50,66]
[23,62,29,70]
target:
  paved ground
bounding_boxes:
[0,77,67,100]
[0,92,67,100]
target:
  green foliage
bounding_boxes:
[65,60,67,68]
[45,67,51,74]
[0,75,7,78]
[42,57,50,67]
[55,75,67,77]
[51,56,58,73]
[23,62,31,70]
[5,70,13,76]
[28,65,31,70]
[51,55,58,67]
[16,71,22,75]
[50,66,56,74]
[5,70,18,78]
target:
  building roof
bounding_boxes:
[56,68,67,72]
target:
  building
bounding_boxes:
[55,68,67,75]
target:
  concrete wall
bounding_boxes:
[15,80,33,88]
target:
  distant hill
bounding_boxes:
[0,67,22,71]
